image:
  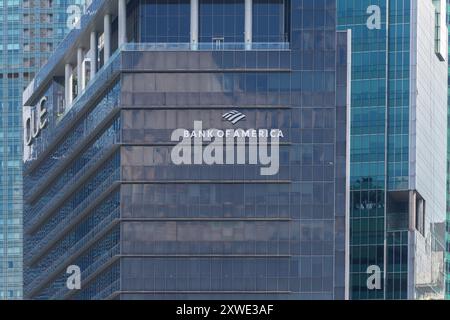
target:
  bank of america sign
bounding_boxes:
[170,111,283,176]
[222,110,246,125]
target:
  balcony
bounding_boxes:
[25,129,120,203]
[50,244,120,300]
[25,147,120,265]
[25,167,120,236]
[92,278,120,300]
[25,205,120,298]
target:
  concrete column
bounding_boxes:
[90,31,98,77]
[77,47,85,92]
[104,14,111,61]
[190,0,198,50]
[118,0,127,47]
[245,0,252,50]
[65,64,73,108]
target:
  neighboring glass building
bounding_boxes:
[338,0,448,299]
[22,0,351,299]
[0,0,80,299]
[446,0,450,301]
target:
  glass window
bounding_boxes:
[253,0,288,42]
[140,0,190,43]
[199,0,245,43]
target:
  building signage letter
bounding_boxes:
[25,96,48,146]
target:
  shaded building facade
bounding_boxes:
[22,0,350,299]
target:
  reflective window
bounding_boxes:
[140,0,191,43]
[199,0,245,43]
[253,0,288,42]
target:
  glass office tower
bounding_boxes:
[338,0,448,299]
[446,0,450,301]
[22,0,351,299]
[0,0,79,299]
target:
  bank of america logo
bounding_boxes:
[222,110,246,125]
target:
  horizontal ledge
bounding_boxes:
[119,255,292,258]
[121,69,292,73]
[108,290,293,295]
[121,218,292,221]
[120,106,293,109]
[120,180,292,184]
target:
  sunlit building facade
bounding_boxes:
[446,0,450,301]
[0,0,79,300]
[338,0,448,299]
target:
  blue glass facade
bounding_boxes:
[338,0,388,299]
[23,0,351,300]
[253,0,289,42]
[339,0,448,300]
[0,0,79,299]
[446,0,450,301]
[24,79,121,299]
[199,0,245,43]
[139,0,191,43]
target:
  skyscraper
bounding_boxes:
[22,0,351,299]
[21,0,448,301]
[0,0,81,300]
[338,0,448,299]
[446,0,450,301]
